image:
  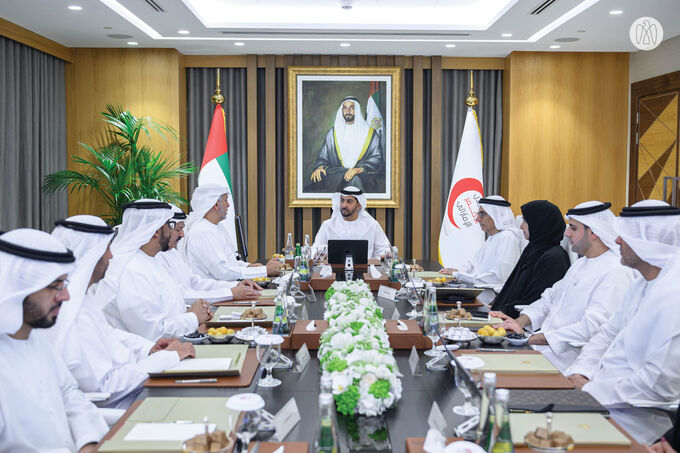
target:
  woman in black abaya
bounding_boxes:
[490,200,571,318]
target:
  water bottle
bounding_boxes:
[314,393,339,453]
[490,389,514,453]
[285,233,294,259]
[272,286,285,335]
[320,375,332,394]
[476,372,497,449]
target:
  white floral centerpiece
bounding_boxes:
[319,280,403,416]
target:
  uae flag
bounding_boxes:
[438,107,485,267]
[198,104,237,248]
[366,81,386,153]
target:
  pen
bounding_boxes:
[175,378,218,384]
[475,348,512,353]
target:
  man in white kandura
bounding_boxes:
[0,229,108,453]
[182,184,282,281]
[439,195,524,288]
[565,200,680,444]
[101,200,212,340]
[492,201,635,373]
[312,186,392,260]
[50,215,196,409]
[156,205,262,302]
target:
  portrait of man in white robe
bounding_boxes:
[290,68,400,207]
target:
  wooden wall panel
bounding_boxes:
[393,55,406,254]
[65,48,183,216]
[503,52,629,215]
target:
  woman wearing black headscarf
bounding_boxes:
[490,200,571,318]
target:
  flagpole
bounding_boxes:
[211,68,224,104]
[465,69,478,107]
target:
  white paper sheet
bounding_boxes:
[123,422,216,441]
[165,358,232,372]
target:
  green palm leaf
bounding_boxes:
[42,104,197,225]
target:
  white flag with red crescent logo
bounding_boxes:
[438,107,485,267]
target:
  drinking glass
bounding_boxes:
[256,334,283,387]
[226,394,265,453]
[406,284,422,319]
[453,362,480,416]
[236,408,261,453]
[423,313,442,357]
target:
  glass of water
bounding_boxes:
[256,334,284,387]
[226,394,265,453]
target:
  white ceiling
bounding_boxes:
[1,0,679,56]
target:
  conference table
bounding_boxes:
[100,260,646,453]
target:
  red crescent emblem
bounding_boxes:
[446,178,483,229]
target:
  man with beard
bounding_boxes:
[0,228,108,452]
[564,200,680,444]
[182,184,282,281]
[50,215,196,409]
[439,195,524,289]
[306,97,384,193]
[157,205,262,302]
[492,201,635,373]
[312,186,391,260]
[101,200,212,340]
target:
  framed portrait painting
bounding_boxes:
[288,66,401,207]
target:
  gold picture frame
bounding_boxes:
[287,66,401,208]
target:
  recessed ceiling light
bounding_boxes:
[445,43,456,48]
[178,30,190,35]
[127,41,139,46]
[609,9,623,15]
[68,5,82,10]
[550,45,560,49]
[234,42,245,46]
[501,33,512,37]
[340,43,351,47]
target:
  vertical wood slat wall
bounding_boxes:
[211,54,497,261]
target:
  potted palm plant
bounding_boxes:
[43,104,197,225]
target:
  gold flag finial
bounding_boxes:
[465,69,478,107]
[211,68,224,104]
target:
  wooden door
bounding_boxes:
[629,71,680,204]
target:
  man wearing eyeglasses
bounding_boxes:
[156,205,263,302]
[100,200,213,341]
[0,228,108,452]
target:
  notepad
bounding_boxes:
[461,353,559,374]
[123,422,216,442]
[165,358,232,373]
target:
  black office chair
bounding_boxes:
[235,214,248,261]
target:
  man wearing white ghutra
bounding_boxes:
[307,97,384,193]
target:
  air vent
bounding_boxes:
[144,0,165,12]
[107,34,133,39]
[531,0,557,15]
